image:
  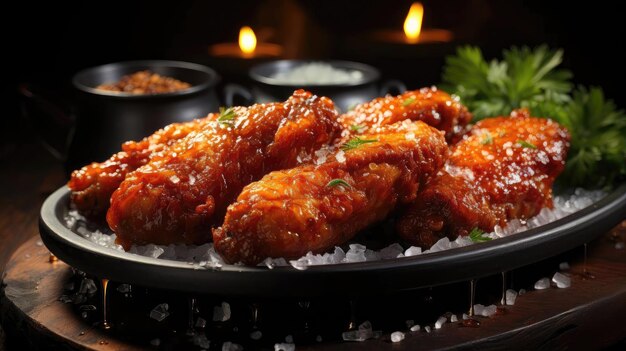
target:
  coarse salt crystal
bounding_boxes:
[212,302,231,321]
[552,272,571,288]
[506,289,518,305]
[435,316,447,329]
[150,303,169,322]
[410,324,421,332]
[390,331,405,342]
[404,246,422,256]
[335,150,346,163]
[534,278,550,290]
[274,343,295,351]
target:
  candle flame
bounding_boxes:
[239,26,257,55]
[404,2,424,42]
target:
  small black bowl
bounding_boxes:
[245,60,404,112]
[69,60,220,169]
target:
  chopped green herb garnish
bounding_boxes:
[341,137,378,151]
[517,140,537,149]
[347,103,359,111]
[498,130,506,137]
[480,132,493,145]
[402,97,416,106]
[469,228,492,243]
[217,107,236,126]
[326,179,352,189]
[350,124,365,132]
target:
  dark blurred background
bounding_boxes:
[3,0,626,166]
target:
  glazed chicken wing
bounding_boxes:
[68,117,211,219]
[107,90,341,249]
[396,110,570,248]
[213,120,448,265]
[339,87,472,142]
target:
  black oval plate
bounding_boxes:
[40,184,626,298]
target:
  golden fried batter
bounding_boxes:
[339,87,472,142]
[213,121,448,265]
[68,117,211,219]
[107,90,341,249]
[396,110,570,248]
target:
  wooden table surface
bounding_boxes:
[1,142,626,350]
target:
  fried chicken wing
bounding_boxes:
[213,121,448,265]
[396,110,570,248]
[339,87,472,142]
[68,117,210,219]
[107,90,341,249]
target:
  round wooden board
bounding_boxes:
[2,224,626,350]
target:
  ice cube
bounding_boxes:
[552,272,571,288]
[482,304,497,317]
[505,289,518,305]
[213,302,231,322]
[195,317,207,329]
[450,314,458,323]
[191,334,210,349]
[435,316,447,329]
[79,278,97,296]
[222,341,243,351]
[534,278,550,290]
[410,324,421,332]
[380,243,404,259]
[150,303,170,322]
[274,343,295,351]
[250,330,263,340]
[390,331,405,342]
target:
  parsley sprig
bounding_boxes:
[341,137,378,151]
[326,179,352,189]
[469,228,492,243]
[217,107,237,126]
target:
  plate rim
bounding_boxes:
[40,184,626,297]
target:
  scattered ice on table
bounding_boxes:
[435,316,447,329]
[482,304,498,317]
[405,320,415,328]
[342,321,379,342]
[425,326,431,333]
[116,284,131,293]
[534,278,550,290]
[410,324,421,332]
[345,244,367,263]
[505,289,518,305]
[274,343,295,351]
[450,314,458,323]
[391,331,405,342]
[150,303,170,322]
[80,304,96,311]
[222,341,243,351]
[79,278,97,296]
[150,338,161,346]
[519,288,527,295]
[195,317,207,329]
[250,330,263,340]
[552,272,571,288]
[473,304,485,316]
[426,237,451,253]
[462,313,469,320]
[559,262,570,271]
[191,333,210,349]
[213,302,231,322]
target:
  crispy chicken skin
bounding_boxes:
[396,110,570,248]
[107,90,341,249]
[213,121,448,265]
[68,118,210,219]
[339,87,472,142]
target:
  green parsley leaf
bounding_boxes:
[469,227,492,243]
[341,137,378,151]
[217,107,237,126]
[326,179,352,189]
[517,140,537,149]
[442,45,572,121]
[480,132,493,145]
[350,124,365,132]
[402,97,416,107]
